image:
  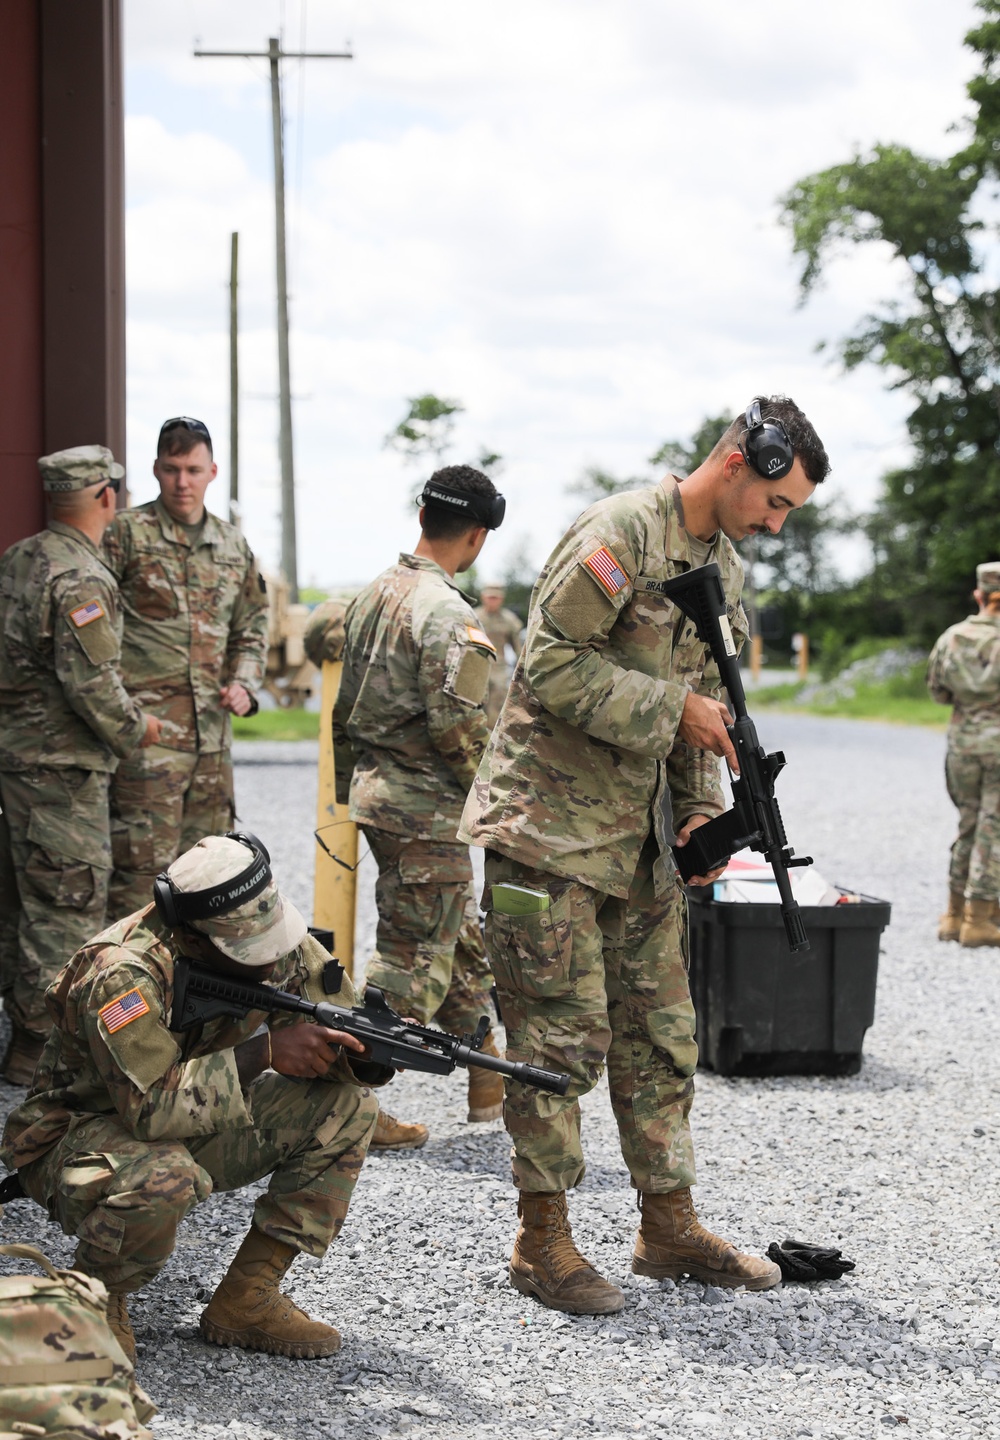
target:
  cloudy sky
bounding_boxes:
[124,0,982,588]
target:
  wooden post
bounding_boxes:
[750,633,763,683]
[314,658,357,976]
[797,633,810,682]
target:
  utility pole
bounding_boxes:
[195,37,352,598]
[229,231,239,526]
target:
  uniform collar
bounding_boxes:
[659,478,729,571]
[46,520,103,558]
[153,497,224,548]
[398,552,468,594]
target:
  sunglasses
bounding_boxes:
[94,477,121,499]
[158,416,212,444]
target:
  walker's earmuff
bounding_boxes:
[153,831,272,929]
[741,401,795,481]
[417,482,506,530]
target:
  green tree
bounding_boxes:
[384,394,465,463]
[779,3,1000,641]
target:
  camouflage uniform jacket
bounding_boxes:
[473,605,524,665]
[103,500,269,753]
[459,481,748,896]
[927,610,1000,756]
[0,522,146,772]
[333,554,496,840]
[1,917,367,1171]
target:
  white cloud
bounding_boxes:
[123,0,982,586]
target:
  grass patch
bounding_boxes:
[752,667,949,728]
[232,709,320,741]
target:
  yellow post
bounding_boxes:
[750,633,763,683]
[314,657,357,976]
[797,633,810,683]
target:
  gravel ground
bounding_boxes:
[2,719,998,1440]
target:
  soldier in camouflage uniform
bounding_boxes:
[0,447,160,1087]
[928,561,1000,947]
[460,397,830,1314]
[474,585,525,726]
[103,418,270,919]
[1,833,387,1365]
[334,466,506,1149]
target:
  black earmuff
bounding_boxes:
[417,482,506,530]
[742,401,795,481]
[153,831,272,929]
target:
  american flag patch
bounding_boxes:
[98,987,150,1034]
[583,546,629,597]
[69,598,105,628]
[466,625,496,654]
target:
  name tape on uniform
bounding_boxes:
[583,547,629,597]
[69,598,106,628]
[98,987,150,1034]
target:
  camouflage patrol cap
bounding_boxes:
[303,598,347,667]
[38,445,125,493]
[976,561,1000,596]
[166,835,308,966]
[478,584,506,597]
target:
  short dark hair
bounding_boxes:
[420,464,499,540]
[715,395,830,484]
[157,417,214,460]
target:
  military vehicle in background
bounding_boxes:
[261,572,317,708]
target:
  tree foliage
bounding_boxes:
[384,394,465,463]
[779,2,1000,642]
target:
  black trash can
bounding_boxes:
[686,888,891,1077]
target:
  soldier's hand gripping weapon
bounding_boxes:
[661,562,812,953]
[170,956,571,1094]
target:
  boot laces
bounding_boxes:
[539,1221,592,1281]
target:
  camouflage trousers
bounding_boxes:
[484,835,697,1195]
[945,748,1000,899]
[108,746,235,920]
[362,828,494,1034]
[20,1072,378,1293]
[0,767,112,1034]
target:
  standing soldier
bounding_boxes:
[460,398,829,1314]
[0,447,160,1085]
[474,585,525,727]
[334,466,505,1149]
[103,417,270,919]
[928,561,1000,947]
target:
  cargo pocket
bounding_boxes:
[487,889,573,1000]
[24,805,107,909]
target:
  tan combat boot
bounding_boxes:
[200,1226,340,1358]
[938,890,965,943]
[959,898,1000,948]
[632,1189,781,1290]
[1,1025,46,1087]
[509,1190,625,1315]
[467,1035,505,1122]
[105,1292,136,1365]
[369,1108,430,1150]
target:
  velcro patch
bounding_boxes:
[69,598,106,627]
[466,625,497,655]
[583,547,629,597]
[98,987,150,1034]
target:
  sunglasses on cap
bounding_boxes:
[158,416,212,445]
[94,477,121,499]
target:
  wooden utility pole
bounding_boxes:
[195,37,352,597]
[229,231,239,525]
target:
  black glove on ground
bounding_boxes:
[767,1237,856,1281]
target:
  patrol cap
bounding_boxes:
[38,445,125,493]
[479,584,506,597]
[166,835,308,967]
[976,561,1000,596]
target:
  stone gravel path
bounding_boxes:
[2,718,998,1440]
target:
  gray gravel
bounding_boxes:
[2,719,998,1440]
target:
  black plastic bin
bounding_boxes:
[686,888,891,1077]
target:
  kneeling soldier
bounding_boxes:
[0,833,384,1363]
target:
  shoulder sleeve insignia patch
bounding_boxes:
[583,546,630,597]
[98,987,151,1034]
[69,598,106,628]
[466,625,497,654]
